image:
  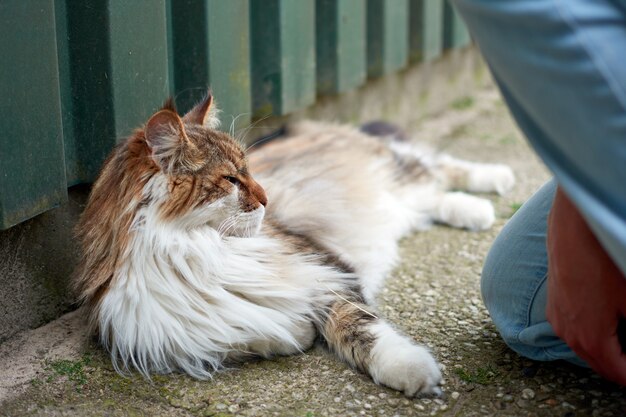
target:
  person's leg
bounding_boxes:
[482,179,587,367]
[451,0,626,276]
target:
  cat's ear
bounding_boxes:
[183,90,220,129]
[145,108,202,172]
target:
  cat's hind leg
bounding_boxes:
[433,154,515,195]
[316,294,442,396]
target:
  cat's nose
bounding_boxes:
[257,190,268,207]
[249,179,267,207]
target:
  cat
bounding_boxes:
[73,92,514,397]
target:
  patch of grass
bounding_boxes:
[511,202,523,215]
[499,134,517,145]
[454,365,499,385]
[44,354,92,389]
[451,96,474,110]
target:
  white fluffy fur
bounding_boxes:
[97,120,514,395]
[102,173,349,377]
[368,321,442,396]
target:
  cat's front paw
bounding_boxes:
[469,164,515,195]
[438,192,495,231]
[369,324,442,396]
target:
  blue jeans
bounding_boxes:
[482,179,587,366]
[452,0,626,364]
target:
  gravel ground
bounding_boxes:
[2,88,625,416]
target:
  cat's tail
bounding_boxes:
[360,120,408,142]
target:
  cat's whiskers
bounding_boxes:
[315,279,379,320]
[217,213,245,237]
[228,113,252,138]
[234,114,272,147]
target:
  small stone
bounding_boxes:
[367,395,376,401]
[334,397,341,403]
[215,403,227,410]
[345,384,356,393]
[516,399,528,408]
[364,403,372,409]
[228,405,239,413]
[387,398,400,407]
[502,395,514,403]
[540,385,552,393]
[415,404,425,411]
[521,388,535,400]
[451,392,460,400]
[562,401,576,410]
[378,393,388,399]
[345,401,356,409]
[544,399,558,406]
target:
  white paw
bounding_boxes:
[469,164,515,195]
[438,193,495,231]
[369,323,442,396]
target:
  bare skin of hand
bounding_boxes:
[546,187,626,385]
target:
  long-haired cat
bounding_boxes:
[74,93,514,396]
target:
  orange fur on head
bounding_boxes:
[73,91,267,321]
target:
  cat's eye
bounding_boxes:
[224,176,240,186]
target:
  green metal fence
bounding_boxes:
[0,0,470,230]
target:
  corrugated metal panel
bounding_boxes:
[444,0,470,49]
[409,0,443,63]
[251,0,316,117]
[366,0,409,78]
[316,0,366,95]
[170,0,251,131]
[0,0,473,229]
[0,1,67,229]
[57,0,170,186]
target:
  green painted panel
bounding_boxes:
[0,1,67,229]
[367,0,409,78]
[316,0,366,95]
[58,0,169,185]
[109,1,170,138]
[54,0,76,185]
[251,0,316,117]
[170,0,251,132]
[409,0,443,62]
[444,0,470,49]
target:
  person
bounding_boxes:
[450,0,626,385]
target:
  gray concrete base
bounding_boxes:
[0,186,89,344]
[249,47,489,139]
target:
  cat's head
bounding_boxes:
[139,93,267,235]
[76,92,267,305]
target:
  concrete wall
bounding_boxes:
[0,187,88,344]
[0,47,489,345]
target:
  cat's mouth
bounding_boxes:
[217,207,265,237]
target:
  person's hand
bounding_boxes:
[546,187,626,385]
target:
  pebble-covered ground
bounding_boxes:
[2,88,625,416]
